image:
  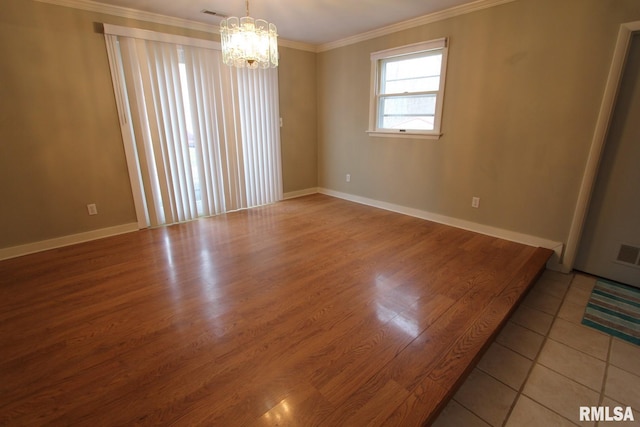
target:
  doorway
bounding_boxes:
[574,33,640,288]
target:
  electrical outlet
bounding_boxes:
[346,174,351,183]
[471,197,480,208]
[87,203,98,215]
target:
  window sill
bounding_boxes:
[366,130,442,140]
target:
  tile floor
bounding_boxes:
[432,270,640,427]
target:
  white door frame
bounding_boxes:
[563,21,640,273]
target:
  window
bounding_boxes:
[368,38,448,139]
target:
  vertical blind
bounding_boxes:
[104,25,282,228]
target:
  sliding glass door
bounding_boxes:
[104,25,282,228]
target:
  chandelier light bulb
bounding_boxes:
[220,0,278,69]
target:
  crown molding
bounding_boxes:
[316,0,517,52]
[34,0,217,33]
[278,38,317,52]
[34,0,515,53]
[33,0,318,52]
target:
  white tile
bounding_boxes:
[601,397,640,426]
[540,270,574,286]
[458,270,640,427]
[506,395,580,427]
[496,321,545,360]
[497,271,639,427]
[523,364,599,427]
[548,318,610,360]
[571,274,597,292]
[537,339,605,391]
[432,399,491,427]
[610,338,640,377]
[454,369,517,427]
[557,299,587,325]
[522,287,563,315]
[510,304,554,335]
[478,343,532,390]
[532,277,570,299]
[605,365,640,409]
[564,286,592,307]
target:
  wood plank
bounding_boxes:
[0,194,552,426]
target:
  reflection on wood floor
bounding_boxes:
[0,194,551,426]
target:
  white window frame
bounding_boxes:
[367,38,448,139]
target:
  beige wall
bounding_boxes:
[4,0,640,251]
[0,0,317,249]
[278,47,318,194]
[317,0,640,244]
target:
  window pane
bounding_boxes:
[381,95,436,115]
[382,115,434,130]
[381,53,442,94]
[179,61,202,208]
[380,94,436,130]
[384,76,440,94]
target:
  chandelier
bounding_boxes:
[219,0,278,69]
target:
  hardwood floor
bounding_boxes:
[0,194,552,426]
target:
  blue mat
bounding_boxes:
[582,278,640,346]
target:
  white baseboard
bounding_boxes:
[0,223,139,261]
[318,188,565,270]
[283,187,319,200]
[2,191,567,271]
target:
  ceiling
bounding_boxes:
[85,0,483,46]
